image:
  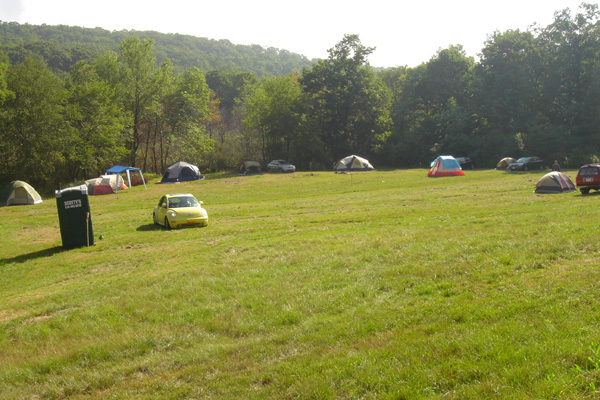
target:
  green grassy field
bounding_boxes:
[1,169,600,399]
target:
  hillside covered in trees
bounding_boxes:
[1,3,600,194]
[0,21,313,76]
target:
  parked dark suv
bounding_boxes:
[509,157,544,171]
[576,164,600,194]
[455,157,474,170]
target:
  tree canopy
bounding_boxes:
[0,22,313,77]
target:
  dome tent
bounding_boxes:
[85,175,128,195]
[534,171,575,193]
[333,155,374,172]
[239,161,262,175]
[496,157,516,170]
[0,181,43,206]
[160,161,204,183]
[428,156,465,177]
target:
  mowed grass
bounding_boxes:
[1,169,600,399]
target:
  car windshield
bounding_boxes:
[516,157,530,163]
[579,167,599,176]
[169,196,199,208]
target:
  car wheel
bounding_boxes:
[581,188,590,194]
[153,213,158,225]
[164,217,171,230]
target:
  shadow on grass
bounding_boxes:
[136,223,207,231]
[137,224,161,232]
[152,171,241,183]
[499,170,549,175]
[202,172,241,181]
[0,246,67,265]
[579,190,600,196]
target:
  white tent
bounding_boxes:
[85,174,127,195]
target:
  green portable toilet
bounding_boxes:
[55,185,94,248]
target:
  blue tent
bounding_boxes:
[105,165,147,192]
[428,156,465,177]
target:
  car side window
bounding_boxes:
[158,196,165,207]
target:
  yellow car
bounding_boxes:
[153,193,208,229]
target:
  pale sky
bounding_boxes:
[0,0,592,68]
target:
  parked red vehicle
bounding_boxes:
[576,164,600,194]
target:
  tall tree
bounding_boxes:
[163,67,213,166]
[300,34,391,164]
[139,59,174,173]
[420,46,475,157]
[0,51,10,105]
[537,3,600,164]
[119,36,159,166]
[379,65,432,167]
[0,57,71,188]
[244,74,305,162]
[205,70,259,167]
[474,29,542,159]
[66,60,128,178]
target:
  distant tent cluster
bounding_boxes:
[0,154,584,214]
[105,166,146,192]
[85,166,146,195]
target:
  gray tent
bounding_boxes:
[534,171,575,193]
[160,161,204,183]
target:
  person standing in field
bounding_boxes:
[551,160,561,172]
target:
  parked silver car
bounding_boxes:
[267,159,296,172]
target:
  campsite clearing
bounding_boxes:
[1,169,600,399]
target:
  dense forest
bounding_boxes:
[1,3,600,193]
[0,22,313,76]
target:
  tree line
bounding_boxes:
[1,3,599,193]
[0,22,313,76]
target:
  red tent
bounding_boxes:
[428,156,465,177]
